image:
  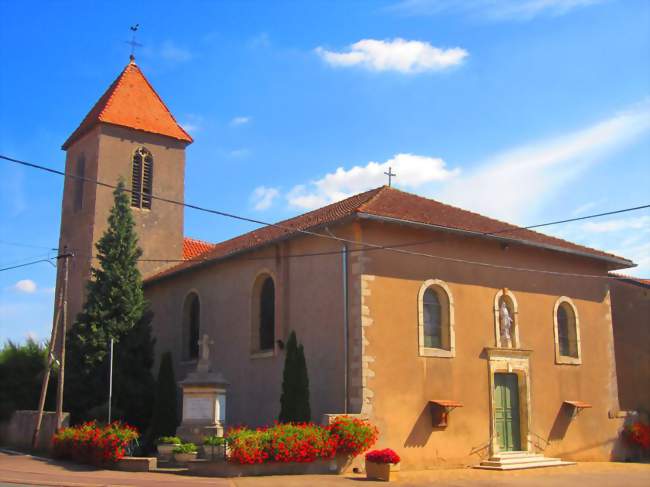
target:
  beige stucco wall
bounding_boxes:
[610,279,650,412]
[56,123,186,324]
[145,218,627,469]
[357,220,624,468]
[146,235,350,427]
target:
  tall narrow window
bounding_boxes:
[553,297,581,365]
[423,288,442,348]
[74,155,85,211]
[131,147,153,209]
[182,292,200,360]
[259,277,275,351]
[418,279,455,357]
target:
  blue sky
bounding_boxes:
[1,0,649,343]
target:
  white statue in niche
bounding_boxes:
[499,297,514,348]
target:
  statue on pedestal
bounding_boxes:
[499,294,513,348]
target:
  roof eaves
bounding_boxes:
[145,214,359,286]
[357,212,635,269]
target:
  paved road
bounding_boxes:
[1,451,649,486]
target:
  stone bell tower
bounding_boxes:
[56,55,193,323]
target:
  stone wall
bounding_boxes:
[0,410,69,451]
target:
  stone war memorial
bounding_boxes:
[40,50,649,476]
[177,334,229,443]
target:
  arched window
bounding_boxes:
[418,279,455,357]
[252,273,276,354]
[423,288,442,348]
[493,289,520,348]
[74,155,85,212]
[259,277,275,351]
[182,292,200,360]
[131,147,153,209]
[554,297,581,364]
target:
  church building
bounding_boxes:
[56,58,639,469]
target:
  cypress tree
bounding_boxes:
[295,343,311,422]
[279,331,311,423]
[66,180,155,429]
[148,351,179,441]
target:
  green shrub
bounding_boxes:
[0,339,56,420]
[173,442,198,454]
[158,436,181,444]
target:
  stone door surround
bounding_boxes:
[485,347,532,456]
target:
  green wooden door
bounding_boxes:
[494,373,521,451]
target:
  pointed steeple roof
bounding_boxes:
[62,58,193,149]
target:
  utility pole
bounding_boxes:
[55,247,73,429]
[32,247,73,449]
[108,338,114,423]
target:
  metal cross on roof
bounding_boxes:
[126,24,143,61]
[384,166,396,187]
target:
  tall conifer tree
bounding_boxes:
[279,331,311,423]
[148,351,179,441]
[66,180,155,429]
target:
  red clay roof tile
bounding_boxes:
[183,237,217,260]
[147,186,633,284]
[62,59,192,149]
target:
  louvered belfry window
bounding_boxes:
[131,147,153,209]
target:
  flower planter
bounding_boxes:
[174,452,198,464]
[202,444,226,461]
[365,460,400,482]
[157,443,179,461]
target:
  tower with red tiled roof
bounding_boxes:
[56,57,192,323]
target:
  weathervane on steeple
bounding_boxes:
[126,24,142,62]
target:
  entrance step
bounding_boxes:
[475,451,575,471]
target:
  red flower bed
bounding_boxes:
[225,417,377,465]
[52,421,139,465]
[329,416,378,456]
[623,421,650,450]
[366,448,400,464]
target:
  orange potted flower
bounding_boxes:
[365,448,400,481]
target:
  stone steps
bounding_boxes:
[475,451,575,471]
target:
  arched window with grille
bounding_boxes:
[252,273,276,354]
[131,147,153,209]
[554,297,581,364]
[418,279,455,357]
[182,292,200,360]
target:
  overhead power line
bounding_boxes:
[484,205,650,236]
[0,258,56,272]
[1,154,645,280]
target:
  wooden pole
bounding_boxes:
[55,248,72,429]
[31,251,67,449]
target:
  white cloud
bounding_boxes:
[180,114,203,134]
[160,41,192,63]
[228,148,251,158]
[230,116,251,127]
[582,215,650,233]
[571,200,600,216]
[389,0,605,21]
[14,279,37,293]
[287,153,459,210]
[251,186,280,211]
[439,101,650,223]
[248,33,271,49]
[316,38,468,73]
[26,331,39,341]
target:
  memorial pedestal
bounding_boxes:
[177,334,229,444]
